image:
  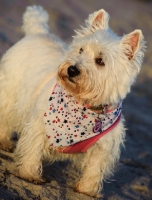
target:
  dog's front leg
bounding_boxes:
[14,118,49,183]
[74,144,104,198]
[74,138,121,198]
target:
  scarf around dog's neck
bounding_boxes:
[44,84,122,154]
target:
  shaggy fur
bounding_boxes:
[0,6,145,198]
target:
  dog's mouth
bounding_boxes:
[68,77,76,84]
[59,74,76,84]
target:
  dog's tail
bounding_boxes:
[22,5,50,35]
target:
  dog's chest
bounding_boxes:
[44,84,122,147]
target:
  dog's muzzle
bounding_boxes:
[67,65,80,77]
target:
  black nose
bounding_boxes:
[67,65,80,77]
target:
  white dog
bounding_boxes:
[0,6,145,198]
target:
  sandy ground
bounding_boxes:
[0,0,152,199]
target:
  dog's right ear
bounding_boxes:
[86,9,110,32]
[74,9,110,39]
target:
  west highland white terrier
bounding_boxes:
[0,6,145,198]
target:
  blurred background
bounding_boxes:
[0,0,152,80]
[0,0,152,199]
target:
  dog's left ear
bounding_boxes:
[87,9,110,32]
[120,30,143,60]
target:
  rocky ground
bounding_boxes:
[0,0,152,199]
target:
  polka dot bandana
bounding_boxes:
[44,84,122,148]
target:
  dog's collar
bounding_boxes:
[84,103,109,114]
[44,84,122,153]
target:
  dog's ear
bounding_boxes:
[87,9,110,32]
[120,30,143,60]
[74,9,110,39]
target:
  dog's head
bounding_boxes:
[57,9,146,107]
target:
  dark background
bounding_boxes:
[0,0,152,199]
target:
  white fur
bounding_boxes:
[22,5,50,35]
[0,6,145,198]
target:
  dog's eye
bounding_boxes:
[79,48,83,54]
[95,58,105,66]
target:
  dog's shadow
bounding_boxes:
[42,160,80,187]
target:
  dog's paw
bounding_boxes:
[13,168,45,184]
[74,181,102,198]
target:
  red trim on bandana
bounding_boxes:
[56,114,121,154]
